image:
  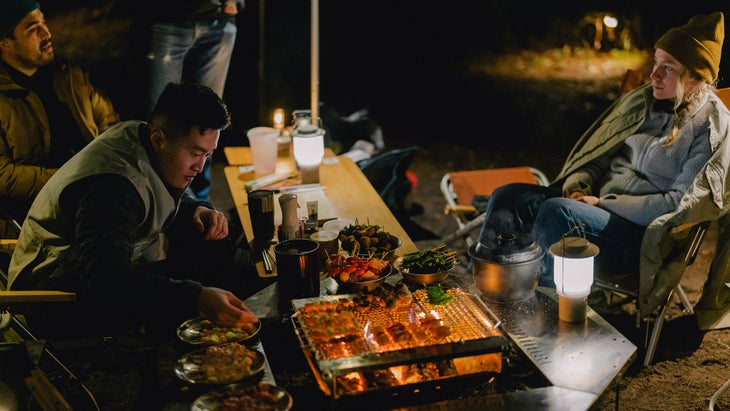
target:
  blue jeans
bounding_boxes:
[146,18,237,113]
[146,18,237,201]
[476,183,646,288]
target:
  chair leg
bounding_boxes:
[643,290,673,366]
[674,284,694,315]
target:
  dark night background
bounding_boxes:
[40,0,730,154]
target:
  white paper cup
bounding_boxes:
[309,230,339,264]
[247,127,280,175]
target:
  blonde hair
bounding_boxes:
[664,69,714,147]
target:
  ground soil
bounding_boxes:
[26,4,730,410]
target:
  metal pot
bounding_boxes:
[469,232,545,302]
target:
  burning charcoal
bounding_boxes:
[367,369,399,388]
[437,360,459,377]
[403,364,424,384]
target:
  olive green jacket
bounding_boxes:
[553,83,730,317]
[0,57,120,221]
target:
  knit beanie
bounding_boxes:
[655,12,725,83]
[0,0,40,39]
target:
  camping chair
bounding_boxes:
[590,81,730,366]
[358,146,419,219]
[439,166,550,249]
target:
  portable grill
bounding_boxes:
[290,288,512,400]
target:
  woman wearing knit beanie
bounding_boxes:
[473,12,730,317]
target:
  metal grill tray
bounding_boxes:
[290,288,508,378]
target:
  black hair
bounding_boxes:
[150,82,231,138]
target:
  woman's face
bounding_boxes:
[650,48,685,100]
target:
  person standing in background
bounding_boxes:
[134,0,245,201]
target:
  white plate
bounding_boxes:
[174,343,265,385]
[191,382,293,411]
[322,218,355,233]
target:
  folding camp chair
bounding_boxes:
[439,166,550,249]
[590,82,730,366]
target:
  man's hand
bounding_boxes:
[193,206,229,240]
[197,287,258,328]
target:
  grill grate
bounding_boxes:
[290,288,509,398]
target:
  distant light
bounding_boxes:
[273,108,285,130]
[603,15,618,29]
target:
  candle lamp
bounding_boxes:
[273,108,285,131]
[549,231,599,323]
[292,124,325,184]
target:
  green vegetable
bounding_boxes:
[425,285,453,305]
[401,248,454,274]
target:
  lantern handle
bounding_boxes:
[561,223,587,241]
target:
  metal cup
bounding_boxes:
[248,189,275,244]
[274,239,320,314]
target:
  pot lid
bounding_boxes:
[470,231,544,264]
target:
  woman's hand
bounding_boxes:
[576,195,600,206]
[193,206,229,240]
[197,286,259,328]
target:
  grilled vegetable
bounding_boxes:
[425,285,454,305]
[401,246,456,274]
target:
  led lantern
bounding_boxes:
[292,124,325,184]
[550,236,599,323]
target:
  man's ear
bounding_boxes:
[149,127,165,151]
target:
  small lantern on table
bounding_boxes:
[550,235,599,323]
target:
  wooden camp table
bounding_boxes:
[223,146,417,278]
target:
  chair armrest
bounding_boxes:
[668,222,702,234]
[443,204,478,215]
[0,239,17,250]
[0,290,76,303]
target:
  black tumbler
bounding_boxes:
[247,189,275,244]
[274,239,320,314]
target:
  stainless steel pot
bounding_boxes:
[469,232,545,302]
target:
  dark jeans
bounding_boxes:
[476,183,646,288]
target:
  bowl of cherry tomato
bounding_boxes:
[326,254,393,292]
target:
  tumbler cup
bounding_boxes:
[274,239,320,313]
[248,189,275,244]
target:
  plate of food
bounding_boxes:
[191,382,293,411]
[177,318,261,346]
[175,342,265,385]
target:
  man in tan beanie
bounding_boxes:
[472,12,730,339]
[0,0,120,223]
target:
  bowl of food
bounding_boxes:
[327,254,393,292]
[394,246,457,285]
[337,223,401,260]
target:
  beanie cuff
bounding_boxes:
[0,0,40,39]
